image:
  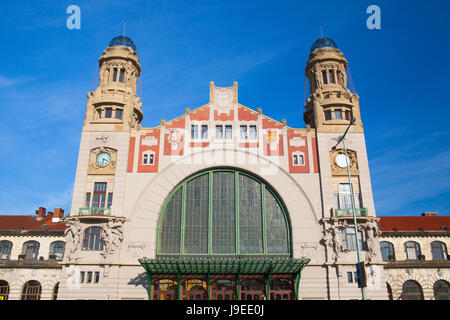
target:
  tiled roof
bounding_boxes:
[378,216,450,232]
[0,215,66,232]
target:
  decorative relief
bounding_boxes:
[359,221,382,262]
[330,149,359,176]
[100,220,124,260]
[64,219,82,262]
[296,241,319,261]
[142,135,158,147]
[88,147,117,175]
[214,88,234,115]
[266,129,279,151]
[322,221,349,262]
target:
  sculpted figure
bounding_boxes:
[101,220,124,259]
[64,220,82,261]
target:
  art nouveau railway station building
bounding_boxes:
[56,36,389,300]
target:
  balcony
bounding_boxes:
[334,207,368,217]
[77,207,112,216]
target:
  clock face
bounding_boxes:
[96,152,111,167]
[335,153,350,168]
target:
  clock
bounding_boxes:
[335,153,350,168]
[96,152,111,167]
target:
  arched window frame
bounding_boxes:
[0,280,9,300]
[431,241,448,260]
[434,280,450,300]
[0,240,12,260]
[49,241,65,261]
[402,280,424,300]
[82,227,104,251]
[21,241,40,260]
[404,241,421,260]
[156,169,291,256]
[21,281,42,300]
[380,241,395,261]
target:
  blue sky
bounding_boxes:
[0,0,449,216]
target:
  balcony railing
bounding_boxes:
[78,207,112,216]
[334,207,368,217]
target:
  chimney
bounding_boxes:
[421,212,438,217]
[52,208,64,223]
[36,207,46,221]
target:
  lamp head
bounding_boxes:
[350,117,356,124]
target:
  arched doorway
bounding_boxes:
[241,279,265,300]
[183,279,207,300]
[402,280,423,300]
[153,279,178,300]
[21,280,42,300]
[270,279,294,300]
[211,279,237,300]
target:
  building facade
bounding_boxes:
[379,213,450,300]
[0,207,66,300]
[56,36,388,300]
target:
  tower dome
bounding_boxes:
[109,36,137,51]
[310,38,338,52]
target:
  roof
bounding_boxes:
[378,216,450,232]
[310,38,338,52]
[0,215,66,232]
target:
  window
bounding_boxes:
[191,125,198,139]
[322,70,328,84]
[158,169,290,256]
[107,193,113,208]
[336,184,360,209]
[53,283,59,300]
[404,241,420,260]
[80,271,85,283]
[143,151,155,165]
[87,272,93,283]
[93,182,107,208]
[105,108,112,118]
[21,281,41,300]
[0,280,9,300]
[22,241,40,260]
[82,227,104,251]
[216,125,223,139]
[119,69,124,82]
[329,70,335,83]
[434,280,450,300]
[115,108,123,120]
[113,68,118,82]
[49,241,65,261]
[143,154,148,164]
[240,125,248,139]
[225,125,232,139]
[292,154,304,166]
[0,241,12,260]
[431,241,448,260]
[347,272,353,283]
[342,227,363,251]
[85,192,91,208]
[149,154,154,164]
[402,280,423,300]
[324,110,332,120]
[380,241,395,261]
[94,272,100,283]
[334,109,342,120]
[249,126,257,139]
[345,110,352,121]
[201,125,208,139]
[96,109,101,119]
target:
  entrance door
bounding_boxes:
[184,280,207,300]
[241,279,265,300]
[153,280,178,300]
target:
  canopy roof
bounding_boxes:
[139,256,310,275]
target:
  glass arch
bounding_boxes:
[157,169,291,256]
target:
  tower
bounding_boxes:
[84,36,143,132]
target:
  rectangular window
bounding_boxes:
[113,68,118,82]
[325,110,332,120]
[94,272,100,283]
[345,110,351,121]
[240,125,248,139]
[329,70,335,83]
[339,184,352,209]
[249,125,257,139]
[93,182,107,208]
[322,70,328,84]
[216,125,223,139]
[334,193,339,209]
[201,125,208,139]
[107,193,113,208]
[149,154,154,164]
[143,154,148,164]
[191,125,198,139]
[342,227,364,251]
[80,272,85,283]
[293,155,298,165]
[96,109,101,119]
[105,108,112,118]
[87,272,93,283]
[347,272,353,283]
[334,110,342,120]
[85,193,91,208]
[225,125,232,139]
[298,155,304,165]
[115,109,123,120]
[119,69,124,82]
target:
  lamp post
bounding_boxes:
[332,117,366,300]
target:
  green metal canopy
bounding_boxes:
[139,256,310,274]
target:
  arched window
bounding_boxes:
[212,279,236,300]
[402,280,423,300]
[270,279,294,300]
[434,280,450,300]
[0,241,12,260]
[153,279,178,300]
[53,282,59,300]
[49,241,65,261]
[380,241,395,261]
[22,241,40,260]
[404,241,421,260]
[0,280,9,300]
[157,169,290,256]
[82,227,104,251]
[21,281,42,300]
[183,279,207,300]
[431,241,448,260]
[241,279,265,300]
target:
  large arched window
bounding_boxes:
[0,280,9,300]
[157,169,290,256]
[380,241,395,261]
[21,281,42,300]
[0,241,12,260]
[22,241,40,260]
[82,227,104,251]
[49,241,65,261]
[402,280,423,300]
[431,241,448,260]
[404,241,421,260]
[434,280,450,300]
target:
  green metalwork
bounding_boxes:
[335,208,368,217]
[146,273,152,300]
[156,169,291,256]
[78,207,111,216]
[266,272,271,300]
[177,273,181,300]
[295,272,301,300]
[207,273,211,300]
[237,273,241,300]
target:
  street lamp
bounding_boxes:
[331,117,366,300]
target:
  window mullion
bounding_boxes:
[262,184,267,254]
[235,171,240,255]
[208,171,213,255]
[180,184,186,255]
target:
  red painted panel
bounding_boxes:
[164,129,184,156]
[238,142,259,148]
[214,109,234,121]
[311,137,319,173]
[137,130,160,173]
[190,106,210,121]
[127,137,136,172]
[262,130,284,156]
[190,141,210,148]
[238,107,258,121]
[262,118,282,129]
[165,117,185,129]
[287,129,309,173]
